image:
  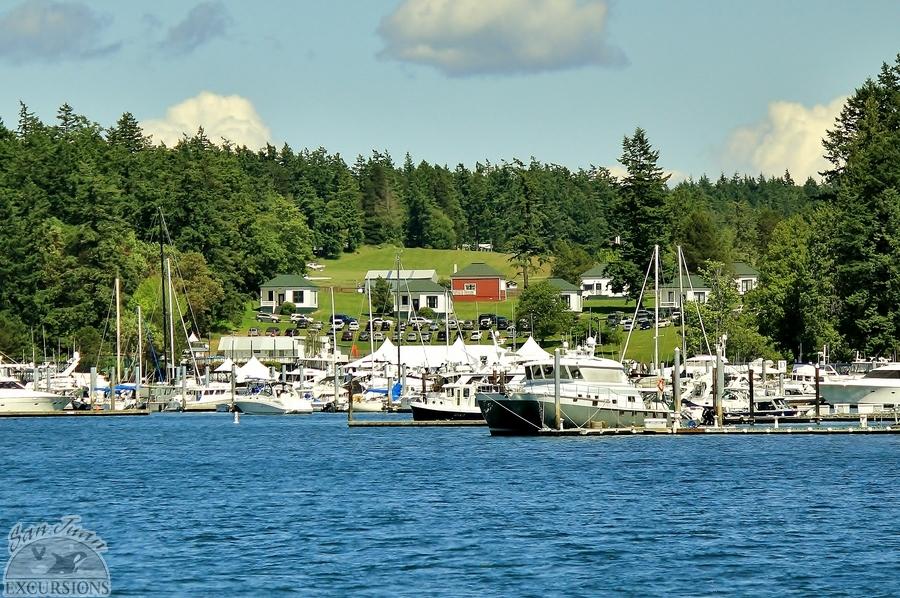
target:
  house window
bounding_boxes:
[695,292,707,302]
[294,290,304,304]
[401,295,409,306]
[667,291,675,304]
[464,283,476,292]
[267,290,274,302]
[562,295,571,307]
[426,295,438,309]
[741,279,755,293]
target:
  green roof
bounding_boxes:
[260,274,318,289]
[732,262,759,277]
[544,278,580,292]
[451,262,504,278]
[660,274,710,290]
[581,264,608,278]
[389,279,446,293]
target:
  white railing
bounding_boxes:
[452,289,476,296]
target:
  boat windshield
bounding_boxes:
[864,369,900,379]
[0,380,25,389]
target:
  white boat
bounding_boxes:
[477,346,671,435]
[409,372,522,421]
[168,382,236,412]
[820,363,900,411]
[349,394,385,412]
[233,384,313,415]
[0,377,70,413]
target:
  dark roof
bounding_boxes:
[544,278,580,292]
[660,274,710,290]
[260,274,318,289]
[732,262,759,277]
[390,279,446,293]
[451,262,504,278]
[580,264,608,278]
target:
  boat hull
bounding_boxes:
[477,392,668,436]
[410,402,484,421]
[0,395,70,413]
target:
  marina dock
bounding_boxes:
[0,409,150,418]
[537,424,900,436]
[348,419,486,427]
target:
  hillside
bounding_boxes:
[314,245,549,287]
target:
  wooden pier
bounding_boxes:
[348,419,486,427]
[0,409,150,418]
[537,424,900,436]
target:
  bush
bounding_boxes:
[418,307,435,320]
[279,301,295,315]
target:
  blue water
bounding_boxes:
[2,414,899,597]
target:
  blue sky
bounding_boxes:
[1,0,898,181]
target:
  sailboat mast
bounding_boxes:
[395,254,401,380]
[167,257,176,382]
[136,305,143,379]
[677,245,687,359]
[115,276,122,383]
[366,278,375,360]
[653,245,659,375]
[159,209,169,383]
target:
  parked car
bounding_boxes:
[420,332,431,342]
[283,328,299,337]
[341,330,353,341]
[429,321,440,331]
[398,322,407,331]
[248,327,260,337]
[405,331,418,342]
[621,318,634,331]
[348,321,360,331]
[496,316,509,330]
[606,313,621,327]
[309,321,323,331]
[290,313,312,324]
[256,312,279,323]
[470,330,483,341]
[436,330,447,342]
[657,318,672,328]
[331,314,351,326]
[462,320,474,330]
[358,331,371,342]
[635,309,654,322]
[295,319,309,329]
[373,332,384,342]
[409,316,431,326]
[380,320,392,331]
[478,314,496,329]
[639,320,652,330]
[447,318,458,328]
[391,331,399,341]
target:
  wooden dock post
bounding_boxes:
[554,348,561,430]
[715,345,724,427]
[673,348,682,414]
[748,367,755,425]
[814,365,821,424]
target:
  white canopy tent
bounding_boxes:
[236,356,270,382]
[515,336,551,361]
[214,358,234,373]
[345,337,508,371]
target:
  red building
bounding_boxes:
[450,263,507,301]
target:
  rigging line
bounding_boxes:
[483,395,543,430]
[680,251,711,355]
[96,283,116,370]
[170,281,201,379]
[619,252,655,364]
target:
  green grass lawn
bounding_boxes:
[313,244,549,287]
[221,246,680,363]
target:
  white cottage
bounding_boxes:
[545,278,583,312]
[580,264,626,298]
[259,275,319,313]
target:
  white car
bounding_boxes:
[469,331,483,341]
[290,313,312,323]
[409,316,432,326]
[348,321,360,331]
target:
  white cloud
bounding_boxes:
[160,1,230,56]
[726,96,846,180]
[0,0,120,64]
[606,165,684,186]
[377,0,626,77]
[140,92,271,149]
